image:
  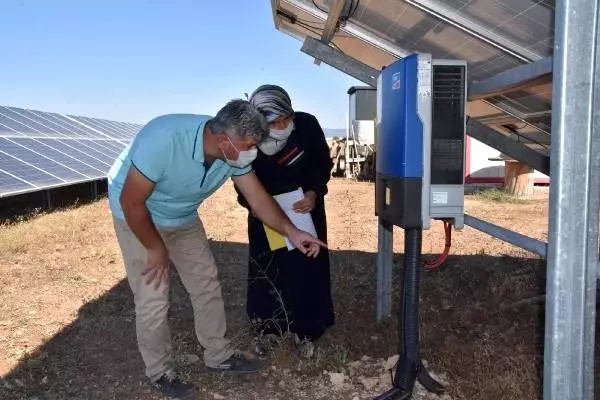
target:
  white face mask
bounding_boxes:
[258,121,294,155]
[222,136,257,168]
[258,137,287,156]
[269,121,294,140]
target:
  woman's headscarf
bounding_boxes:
[249,84,294,123]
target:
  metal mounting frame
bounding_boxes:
[313,0,347,65]
[301,36,379,86]
[281,0,410,58]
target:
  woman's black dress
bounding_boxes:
[235,111,335,341]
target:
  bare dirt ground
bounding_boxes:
[0,179,593,399]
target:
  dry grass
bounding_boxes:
[0,178,575,399]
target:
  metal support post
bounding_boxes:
[91,180,98,200]
[44,190,52,210]
[543,0,600,398]
[376,217,393,322]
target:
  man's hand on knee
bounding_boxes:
[142,245,170,289]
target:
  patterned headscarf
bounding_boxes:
[249,84,294,123]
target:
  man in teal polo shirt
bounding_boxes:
[108,99,325,398]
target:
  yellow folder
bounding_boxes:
[262,188,316,252]
[263,223,286,251]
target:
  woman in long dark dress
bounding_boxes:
[235,85,335,356]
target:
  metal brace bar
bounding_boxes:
[468,56,553,99]
[301,36,379,86]
[464,214,547,257]
[467,118,550,175]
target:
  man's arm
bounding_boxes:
[232,171,295,236]
[120,167,164,250]
[120,166,169,288]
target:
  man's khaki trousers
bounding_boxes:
[113,215,234,381]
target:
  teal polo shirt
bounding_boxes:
[107,113,251,228]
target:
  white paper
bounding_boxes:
[274,188,318,251]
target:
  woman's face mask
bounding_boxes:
[269,121,294,140]
[258,121,294,155]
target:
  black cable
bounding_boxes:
[349,0,359,18]
[339,0,359,23]
[294,21,324,37]
[295,18,326,30]
[312,0,327,13]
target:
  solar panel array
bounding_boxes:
[0,105,143,198]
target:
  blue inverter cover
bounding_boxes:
[376,54,423,179]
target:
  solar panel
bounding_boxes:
[8,107,86,139]
[274,0,555,160]
[0,106,144,198]
[0,106,64,138]
[347,0,526,82]
[0,112,37,136]
[58,139,117,165]
[0,171,34,196]
[0,151,63,187]
[36,111,103,138]
[67,115,131,140]
[0,138,89,182]
[91,139,125,154]
[10,138,106,178]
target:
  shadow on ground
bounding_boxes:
[0,240,583,400]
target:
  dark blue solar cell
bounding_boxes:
[100,119,135,139]
[42,112,96,138]
[80,138,120,155]
[83,141,122,162]
[92,139,123,154]
[0,107,58,137]
[36,138,111,172]
[119,122,137,135]
[70,116,128,140]
[11,107,79,138]
[0,121,22,136]
[0,150,63,187]
[10,138,105,178]
[0,170,34,196]
[0,111,39,136]
[60,139,116,164]
[95,118,133,139]
[0,138,89,182]
[120,122,142,137]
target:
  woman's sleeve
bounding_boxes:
[302,114,334,197]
